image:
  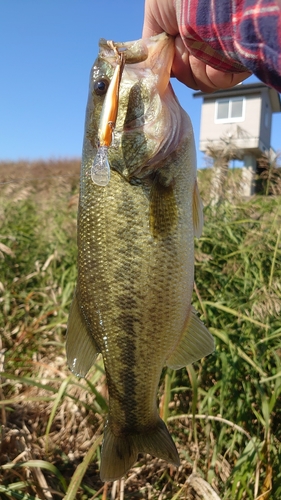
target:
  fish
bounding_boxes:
[66,32,214,482]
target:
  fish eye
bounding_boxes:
[93,77,110,96]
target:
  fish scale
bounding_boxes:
[66,33,214,482]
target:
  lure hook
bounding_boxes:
[91,43,125,187]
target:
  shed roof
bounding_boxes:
[193,82,281,113]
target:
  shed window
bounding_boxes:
[215,97,245,122]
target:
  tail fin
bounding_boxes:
[100,418,180,482]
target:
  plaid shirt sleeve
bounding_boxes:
[175,0,281,92]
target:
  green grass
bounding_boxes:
[0,160,281,499]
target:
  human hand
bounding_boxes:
[142,0,251,92]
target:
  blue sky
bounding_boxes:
[1,0,280,169]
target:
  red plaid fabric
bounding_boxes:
[175,0,281,91]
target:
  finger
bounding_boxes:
[190,56,251,92]
[142,0,166,38]
[189,57,226,92]
[142,0,178,38]
[172,36,200,89]
[142,5,162,38]
[206,66,252,88]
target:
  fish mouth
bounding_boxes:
[97,33,175,137]
[99,33,175,93]
[118,34,175,132]
[99,32,173,65]
[101,34,182,176]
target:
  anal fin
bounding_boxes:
[166,307,214,370]
[66,291,100,377]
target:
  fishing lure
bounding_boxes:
[91,42,125,186]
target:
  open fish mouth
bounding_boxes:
[90,34,175,183]
[99,32,175,99]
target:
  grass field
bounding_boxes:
[0,159,281,499]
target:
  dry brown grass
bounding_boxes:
[0,158,81,207]
[1,159,281,499]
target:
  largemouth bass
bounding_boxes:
[66,32,214,482]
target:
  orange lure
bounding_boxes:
[91,43,125,186]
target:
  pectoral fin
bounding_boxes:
[149,176,178,238]
[193,181,204,238]
[166,307,214,370]
[66,292,100,377]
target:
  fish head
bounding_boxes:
[85,33,186,181]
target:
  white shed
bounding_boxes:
[194,82,281,196]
